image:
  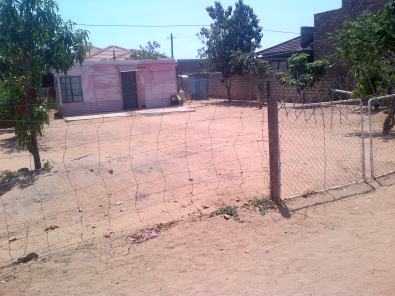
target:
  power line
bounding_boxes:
[76,23,299,35]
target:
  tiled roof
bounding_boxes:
[257,36,311,58]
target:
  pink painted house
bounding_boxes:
[55,46,177,116]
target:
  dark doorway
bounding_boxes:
[121,71,138,110]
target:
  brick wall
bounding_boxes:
[314,0,386,59]
[208,73,257,100]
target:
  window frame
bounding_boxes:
[59,76,83,103]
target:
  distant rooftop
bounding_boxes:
[257,36,312,60]
[86,45,130,61]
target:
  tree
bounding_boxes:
[130,41,168,60]
[199,0,262,101]
[335,1,395,134]
[230,51,271,108]
[0,0,89,170]
[279,53,329,103]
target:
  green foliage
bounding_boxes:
[130,41,168,60]
[230,51,271,78]
[244,198,275,216]
[335,1,395,98]
[199,0,262,100]
[279,53,330,93]
[211,206,239,220]
[0,0,89,169]
[335,1,395,134]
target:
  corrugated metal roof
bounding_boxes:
[87,45,130,61]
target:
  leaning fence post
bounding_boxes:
[267,81,282,205]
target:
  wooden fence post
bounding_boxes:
[267,81,282,205]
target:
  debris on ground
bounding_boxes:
[44,225,59,232]
[127,221,178,245]
[243,198,275,216]
[14,253,39,265]
[127,228,160,244]
[210,206,239,221]
[8,237,17,243]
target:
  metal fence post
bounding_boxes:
[368,98,376,179]
[267,81,282,205]
[360,100,367,182]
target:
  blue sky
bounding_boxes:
[57,0,342,59]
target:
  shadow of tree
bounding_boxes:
[0,136,20,154]
[0,134,50,154]
[203,99,263,109]
[346,131,395,141]
[0,168,47,198]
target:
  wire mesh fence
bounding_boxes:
[278,99,366,198]
[0,101,271,267]
[368,95,395,184]
[0,95,380,292]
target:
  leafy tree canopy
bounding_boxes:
[199,0,262,100]
[130,41,168,60]
[335,0,395,97]
[0,0,89,169]
[199,0,262,78]
[279,53,330,94]
[336,0,395,134]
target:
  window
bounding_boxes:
[59,76,83,103]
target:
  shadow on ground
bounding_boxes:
[202,99,263,109]
[0,168,47,198]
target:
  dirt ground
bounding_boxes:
[1,181,395,296]
[0,100,394,295]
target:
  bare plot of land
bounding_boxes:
[0,100,393,269]
[1,179,395,296]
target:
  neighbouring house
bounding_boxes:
[255,0,387,103]
[257,27,314,72]
[55,45,177,116]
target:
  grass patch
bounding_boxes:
[210,206,239,220]
[244,198,275,216]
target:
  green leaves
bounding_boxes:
[335,1,395,97]
[279,53,329,91]
[199,0,262,78]
[0,0,89,169]
[130,41,168,60]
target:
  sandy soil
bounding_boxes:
[1,181,395,296]
[0,100,394,295]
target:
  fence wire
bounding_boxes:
[0,102,270,269]
[0,97,374,294]
[278,92,366,198]
[368,95,395,184]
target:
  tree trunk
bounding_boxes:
[25,86,42,171]
[29,131,42,170]
[225,78,232,102]
[383,97,395,135]
[257,82,264,109]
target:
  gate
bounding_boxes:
[367,94,395,184]
[191,78,209,100]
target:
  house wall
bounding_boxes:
[141,63,177,108]
[57,60,177,116]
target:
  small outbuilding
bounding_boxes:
[55,46,177,116]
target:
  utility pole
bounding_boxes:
[170,33,174,59]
